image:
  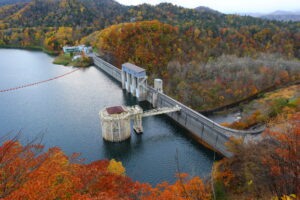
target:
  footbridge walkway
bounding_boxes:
[91,53,265,157]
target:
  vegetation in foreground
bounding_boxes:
[0,135,210,200]
[215,112,300,200]
[1,112,299,200]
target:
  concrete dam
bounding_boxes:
[91,54,264,158]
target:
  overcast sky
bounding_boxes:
[116,0,300,13]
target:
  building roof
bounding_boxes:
[106,106,125,115]
[122,63,147,78]
[122,63,145,73]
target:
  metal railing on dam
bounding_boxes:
[93,55,122,82]
[91,54,265,158]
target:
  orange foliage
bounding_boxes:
[216,112,300,199]
[229,121,249,130]
[142,173,211,200]
[219,122,230,127]
[82,20,179,72]
[262,113,300,197]
[0,140,148,200]
[0,139,211,200]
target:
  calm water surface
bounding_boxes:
[0,49,217,185]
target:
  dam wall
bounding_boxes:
[91,55,264,157]
[93,55,122,82]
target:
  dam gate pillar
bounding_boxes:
[122,63,147,101]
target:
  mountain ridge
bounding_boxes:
[195,6,221,15]
[1,0,295,30]
[238,10,300,21]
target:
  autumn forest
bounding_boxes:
[0,0,299,199]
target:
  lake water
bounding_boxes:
[0,49,218,185]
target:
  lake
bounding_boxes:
[0,49,218,185]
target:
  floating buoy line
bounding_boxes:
[0,68,80,93]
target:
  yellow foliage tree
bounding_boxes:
[107,159,126,176]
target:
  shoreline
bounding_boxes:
[0,45,58,56]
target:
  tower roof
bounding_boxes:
[106,106,125,115]
[122,63,146,78]
[122,63,145,73]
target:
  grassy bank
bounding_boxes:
[53,54,93,67]
[53,54,72,65]
[0,45,58,56]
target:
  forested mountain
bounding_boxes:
[0,0,298,30]
[1,0,299,55]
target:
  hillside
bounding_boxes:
[0,0,126,28]
[0,0,31,7]
[81,20,300,111]
[82,20,179,71]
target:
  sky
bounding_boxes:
[116,0,300,14]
